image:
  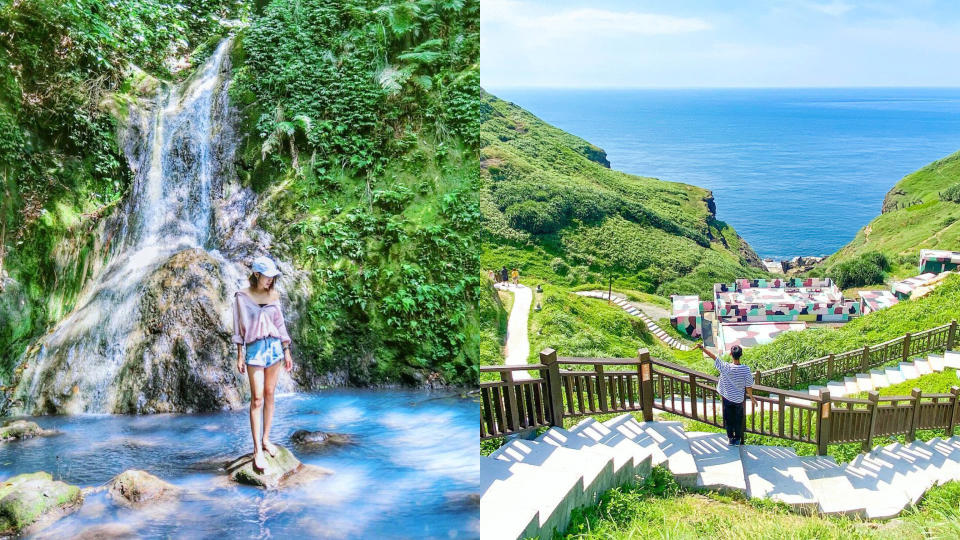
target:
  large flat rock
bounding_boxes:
[0,471,83,536]
[0,420,56,442]
[226,445,332,489]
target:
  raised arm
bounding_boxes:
[695,343,724,371]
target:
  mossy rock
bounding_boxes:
[0,420,56,442]
[225,445,331,490]
[290,430,354,448]
[0,471,83,536]
[106,469,180,508]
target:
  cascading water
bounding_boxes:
[10,38,292,415]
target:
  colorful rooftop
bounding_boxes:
[717,321,807,354]
[858,290,899,314]
[919,249,960,274]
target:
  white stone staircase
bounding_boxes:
[793,350,960,403]
[480,412,960,539]
[575,290,692,351]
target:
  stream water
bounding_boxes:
[3,390,478,538]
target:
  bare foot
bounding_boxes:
[252,451,268,473]
[262,439,278,457]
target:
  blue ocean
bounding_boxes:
[487,88,960,259]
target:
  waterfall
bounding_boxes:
[9,38,286,415]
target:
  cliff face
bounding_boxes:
[480,91,766,299]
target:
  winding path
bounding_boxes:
[497,283,533,380]
[575,290,692,351]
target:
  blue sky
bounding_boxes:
[481,0,960,88]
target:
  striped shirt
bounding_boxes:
[715,357,754,403]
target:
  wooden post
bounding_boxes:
[778,394,786,438]
[501,370,521,432]
[596,364,608,413]
[907,388,922,443]
[863,391,880,452]
[689,373,699,421]
[948,320,957,351]
[903,332,912,362]
[861,345,870,372]
[827,354,835,380]
[789,362,797,388]
[541,349,564,427]
[816,390,832,456]
[950,386,960,437]
[639,348,654,422]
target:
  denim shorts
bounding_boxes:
[245,337,283,368]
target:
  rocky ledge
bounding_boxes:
[0,472,82,537]
[225,445,332,490]
[0,420,57,442]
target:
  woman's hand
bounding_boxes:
[284,348,293,372]
[237,354,246,374]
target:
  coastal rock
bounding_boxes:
[0,472,83,536]
[0,419,56,441]
[106,469,180,507]
[290,430,354,448]
[226,445,332,489]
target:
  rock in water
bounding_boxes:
[290,430,353,448]
[0,420,56,441]
[0,472,83,536]
[226,445,332,489]
[106,469,179,507]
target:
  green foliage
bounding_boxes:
[233,0,481,384]
[829,251,889,289]
[941,182,960,203]
[742,274,960,373]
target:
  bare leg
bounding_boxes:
[261,359,282,456]
[247,365,267,470]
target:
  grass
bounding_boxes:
[847,368,960,399]
[561,466,960,539]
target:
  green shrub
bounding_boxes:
[830,251,889,288]
[941,183,960,203]
[504,200,562,233]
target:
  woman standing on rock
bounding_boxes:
[232,255,293,473]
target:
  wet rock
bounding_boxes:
[0,472,83,537]
[106,469,180,508]
[226,445,332,490]
[444,491,481,510]
[72,522,139,540]
[290,430,353,448]
[0,419,56,441]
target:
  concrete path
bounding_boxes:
[575,290,692,351]
[481,405,960,539]
[497,283,533,379]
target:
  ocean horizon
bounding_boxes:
[486,87,960,259]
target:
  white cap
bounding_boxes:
[251,255,280,277]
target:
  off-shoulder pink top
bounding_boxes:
[232,289,291,346]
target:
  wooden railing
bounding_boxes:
[755,320,957,389]
[480,347,960,455]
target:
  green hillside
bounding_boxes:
[480,91,765,301]
[823,150,960,279]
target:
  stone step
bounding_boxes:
[826,381,847,397]
[855,373,874,392]
[601,415,699,487]
[842,455,912,519]
[863,442,936,504]
[537,427,650,485]
[869,369,889,388]
[843,377,860,394]
[686,432,746,492]
[797,455,866,517]
[924,437,960,483]
[807,385,826,397]
[928,354,946,372]
[741,445,816,510]
[480,456,579,539]
[490,439,614,508]
[885,366,906,385]
[914,358,933,375]
[944,350,960,369]
[899,361,920,380]
[568,418,664,477]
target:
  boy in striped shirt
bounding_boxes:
[695,344,757,446]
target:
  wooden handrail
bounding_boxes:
[479,364,547,372]
[557,357,639,365]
